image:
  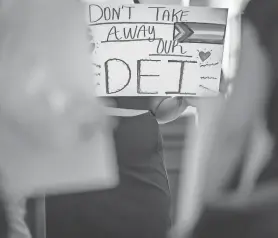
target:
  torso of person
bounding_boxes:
[45,97,171,238]
[46,1,171,236]
[112,97,170,192]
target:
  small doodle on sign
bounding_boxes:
[173,22,194,43]
[200,62,219,67]
[199,85,218,93]
[200,76,217,80]
[92,63,101,68]
[199,51,211,62]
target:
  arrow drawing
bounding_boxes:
[173,22,226,44]
[173,22,194,43]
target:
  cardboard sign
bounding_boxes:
[87,4,228,96]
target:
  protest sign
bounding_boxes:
[87,4,228,96]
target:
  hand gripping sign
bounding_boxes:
[86,3,228,97]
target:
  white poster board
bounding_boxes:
[87,4,228,96]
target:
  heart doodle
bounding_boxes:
[199,51,211,62]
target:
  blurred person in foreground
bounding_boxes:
[174,0,278,237]
[45,0,192,238]
[0,0,116,237]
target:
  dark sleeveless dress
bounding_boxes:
[45,97,171,238]
[190,1,278,238]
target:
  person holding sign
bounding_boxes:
[45,1,193,238]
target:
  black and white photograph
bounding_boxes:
[1,0,278,237]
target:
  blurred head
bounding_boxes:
[0,0,101,150]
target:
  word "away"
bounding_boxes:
[106,25,156,42]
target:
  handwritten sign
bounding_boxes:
[87,4,228,96]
